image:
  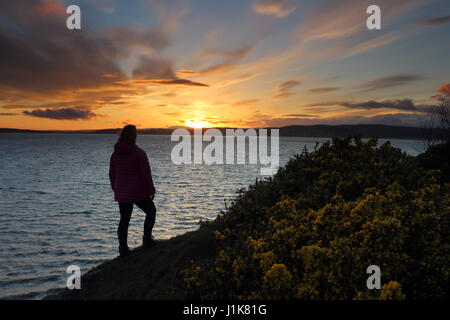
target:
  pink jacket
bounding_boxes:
[109,141,156,203]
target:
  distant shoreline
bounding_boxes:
[0,124,436,140]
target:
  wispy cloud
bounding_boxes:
[420,15,450,27]
[150,79,209,87]
[340,99,417,111]
[307,98,438,113]
[264,113,433,127]
[252,0,296,18]
[278,80,303,91]
[197,45,256,75]
[176,70,200,77]
[273,79,305,99]
[214,73,261,88]
[308,87,341,94]
[283,114,317,118]
[103,27,170,54]
[358,74,424,92]
[297,0,426,42]
[232,99,260,106]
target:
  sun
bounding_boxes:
[185,119,212,128]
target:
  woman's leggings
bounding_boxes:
[117,197,156,247]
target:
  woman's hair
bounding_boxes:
[118,124,137,145]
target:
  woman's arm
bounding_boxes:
[138,150,156,198]
[109,154,115,191]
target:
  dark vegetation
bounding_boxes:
[422,98,450,147]
[58,137,449,300]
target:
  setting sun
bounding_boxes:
[184,119,212,128]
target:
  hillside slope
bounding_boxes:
[57,138,450,300]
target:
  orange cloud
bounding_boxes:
[437,82,450,95]
[132,79,209,87]
[272,79,305,99]
[176,70,200,77]
[308,87,340,94]
[252,0,296,18]
[33,0,65,16]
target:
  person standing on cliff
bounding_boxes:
[109,124,157,257]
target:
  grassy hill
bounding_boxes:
[55,138,449,300]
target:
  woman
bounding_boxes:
[109,125,156,257]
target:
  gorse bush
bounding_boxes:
[179,138,450,299]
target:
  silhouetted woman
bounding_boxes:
[109,125,156,257]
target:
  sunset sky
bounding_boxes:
[0,0,449,130]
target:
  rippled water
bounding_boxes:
[0,133,424,299]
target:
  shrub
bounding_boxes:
[178,138,449,299]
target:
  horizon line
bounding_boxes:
[0,123,427,132]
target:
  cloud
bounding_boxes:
[359,74,424,92]
[273,79,305,99]
[200,62,240,75]
[91,0,116,13]
[340,99,417,111]
[214,73,260,88]
[437,82,450,95]
[272,92,293,100]
[33,0,65,16]
[0,0,200,112]
[236,109,432,128]
[163,112,181,117]
[132,56,176,80]
[0,1,122,97]
[23,108,97,120]
[103,27,170,54]
[197,45,255,75]
[131,56,209,87]
[308,87,340,94]
[176,70,200,77]
[297,0,425,42]
[284,0,427,65]
[252,0,296,18]
[199,46,254,60]
[232,99,260,106]
[149,79,209,87]
[264,113,432,127]
[278,80,303,91]
[307,98,439,113]
[283,114,317,118]
[0,86,143,111]
[420,15,450,27]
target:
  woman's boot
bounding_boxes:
[143,236,155,248]
[119,245,131,257]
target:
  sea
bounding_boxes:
[0,133,425,299]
